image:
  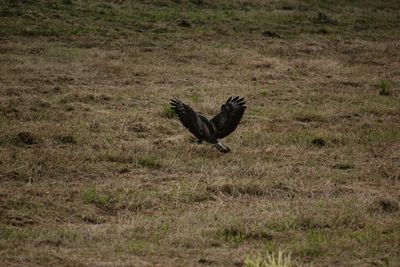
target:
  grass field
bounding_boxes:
[1,0,399,266]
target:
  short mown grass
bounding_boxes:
[0,0,399,266]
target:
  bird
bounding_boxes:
[170,96,246,153]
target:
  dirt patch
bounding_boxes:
[13,132,41,146]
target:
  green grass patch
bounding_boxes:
[82,185,111,206]
[245,250,292,267]
[217,227,247,244]
[137,156,162,169]
[190,93,202,102]
[114,239,150,254]
[162,104,176,119]
[0,226,39,241]
[293,230,329,258]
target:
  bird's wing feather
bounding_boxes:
[170,98,206,140]
[210,96,246,139]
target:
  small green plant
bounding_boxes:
[377,79,391,96]
[244,250,292,267]
[138,157,162,169]
[191,93,201,102]
[82,185,110,206]
[162,104,176,118]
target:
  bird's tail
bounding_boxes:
[214,141,231,153]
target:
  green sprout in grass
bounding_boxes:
[190,93,201,102]
[82,185,110,206]
[377,79,391,96]
[162,104,176,118]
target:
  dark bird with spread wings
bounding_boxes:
[170,96,246,153]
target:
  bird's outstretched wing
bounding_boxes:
[170,97,207,140]
[210,96,246,139]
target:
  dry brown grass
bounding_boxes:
[1,0,400,266]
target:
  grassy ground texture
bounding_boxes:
[0,0,399,266]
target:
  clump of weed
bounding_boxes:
[60,93,111,104]
[104,154,134,163]
[293,230,329,258]
[217,227,246,244]
[13,132,41,146]
[0,227,37,241]
[377,79,391,96]
[317,28,329,34]
[370,198,399,214]
[178,20,191,28]
[64,105,74,112]
[99,94,111,101]
[88,121,100,132]
[244,250,292,267]
[295,113,323,123]
[55,135,76,144]
[82,185,110,206]
[314,12,337,25]
[332,163,353,170]
[62,0,73,4]
[162,104,176,118]
[262,30,281,38]
[310,136,326,147]
[127,122,148,133]
[216,225,272,244]
[81,213,106,224]
[207,183,266,197]
[137,157,162,169]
